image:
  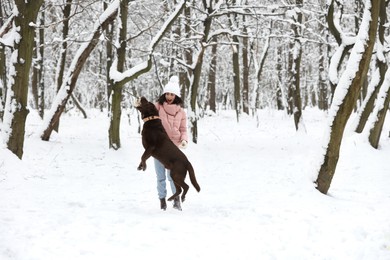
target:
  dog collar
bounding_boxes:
[143,116,160,122]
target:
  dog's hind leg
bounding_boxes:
[173,176,189,202]
[168,180,182,201]
[180,181,189,202]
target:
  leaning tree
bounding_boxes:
[315,0,380,194]
[1,0,44,159]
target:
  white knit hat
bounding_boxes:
[163,76,181,97]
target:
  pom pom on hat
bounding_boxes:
[163,76,181,97]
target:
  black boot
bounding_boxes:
[173,197,182,211]
[160,198,167,210]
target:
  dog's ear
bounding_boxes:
[141,97,148,104]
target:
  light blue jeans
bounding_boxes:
[154,158,176,199]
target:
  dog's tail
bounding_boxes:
[187,162,200,192]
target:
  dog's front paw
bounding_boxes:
[137,162,146,171]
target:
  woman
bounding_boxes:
[154,76,188,211]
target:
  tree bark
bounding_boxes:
[0,42,4,121]
[275,45,283,110]
[368,69,390,148]
[228,1,241,122]
[181,2,193,105]
[0,4,6,121]
[31,5,45,119]
[289,0,303,130]
[207,40,217,113]
[70,93,87,119]
[242,12,249,115]
[3,0,43,158]
[318,10,329,111]
[103,1,114,115]
[190,0,213,143]
[251,29,270,111]
[315,0,380,194]
[355,0,387,133]
[232,34,241,122]
[108,0,128,150]
[53,0,72,132]
[318,43,329,111]
[366,0,390,149]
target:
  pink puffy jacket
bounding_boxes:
[155,102,188,146]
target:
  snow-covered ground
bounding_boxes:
[1,107,390,260]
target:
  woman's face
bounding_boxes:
[165,93,176,104]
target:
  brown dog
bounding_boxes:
[135,97,200,203]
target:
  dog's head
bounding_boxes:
[135,97,159,120]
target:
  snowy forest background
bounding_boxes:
[0,0,390,194]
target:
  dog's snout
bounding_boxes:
[134,97,141,107]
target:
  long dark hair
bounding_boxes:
[157,94,184,106]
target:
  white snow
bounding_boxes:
[1,107,389,260]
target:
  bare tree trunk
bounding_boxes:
[318,5,330,111]
[232,34,241,122]
[355,0,388,133]
[366,0,390,148]
[170,2,183,98]
[181,2,193,104]
[0,43,4,121]
[357,0,369,107]
[251,25,270,111]
[190,38,206,143]
[287,48,293,115]
[207,40,217,113]
[289,0,303,130]
[31,6,45,119]
[31,43,39,111]
[228,1,241,122]
[170,2,181,80]
[104,1,114,115]
[318,43,329,110]
[108,0,128,150]
[0,5,5,121]
[189,0,213,143]
[315,0,380,194]
[367,69,390,148]
[355,62,387,133]
[242,12,249,115]
[2,0,43,158]
[70,93,87,119]
[275,45,283,110]
[53,0,72,132]
[97,47,105,112]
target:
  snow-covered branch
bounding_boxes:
[0,11,15,39]
[0,10,17,48]
[110,0,186,85]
